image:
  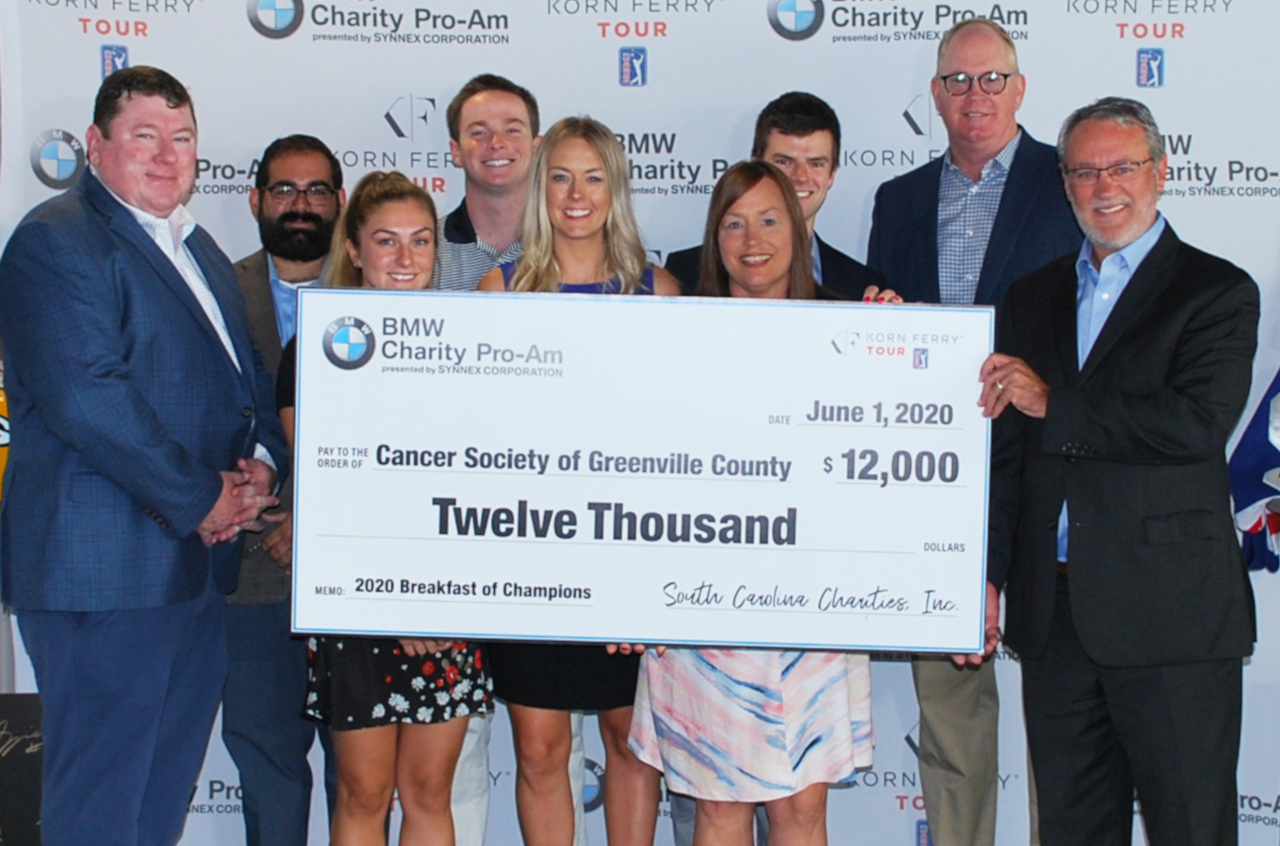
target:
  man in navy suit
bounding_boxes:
[0,67,287,846]
[866,19,1081,846]
[665,92,883,298]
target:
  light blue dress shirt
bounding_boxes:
[1056,213,1167,561]
[267,255,322,347]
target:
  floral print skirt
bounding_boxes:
[304,636,492,731]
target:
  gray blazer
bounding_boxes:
[227,250,293,605]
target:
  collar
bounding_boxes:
[1076,213,1167,276]
[90,165,196,252]
[267,253,326,288]
[944,129,1022,181]
[443,197,478,244]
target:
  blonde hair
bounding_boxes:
[508,117,647,294]
[937,18,1019,73]
[323,171,437,289]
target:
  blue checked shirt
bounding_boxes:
[936,132,1022,305]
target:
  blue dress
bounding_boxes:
[497,262,656,296]
[484,261,656,710]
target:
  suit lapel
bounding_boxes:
[914,161,942,303]
[1080,226,1179,380]
[977,135,1045,305]
[1050,261,1081,388]
[239,252,283,351]
[83,175,248,384]
[189,230,256,388]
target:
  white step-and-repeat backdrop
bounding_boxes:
[3,1,1279,843]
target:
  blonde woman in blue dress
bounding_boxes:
[479,117,679,846]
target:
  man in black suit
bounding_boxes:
[665,91,882,298]
[866,19,1081,846]
[982,96,1257,846]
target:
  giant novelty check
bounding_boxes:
[291,289,994,652]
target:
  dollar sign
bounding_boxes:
[823,456,832,474]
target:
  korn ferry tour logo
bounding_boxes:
[247,0,305,37]
[324,317,376,369]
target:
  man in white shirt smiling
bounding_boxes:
[0,66,286,846]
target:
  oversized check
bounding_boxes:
[292,289,993,652]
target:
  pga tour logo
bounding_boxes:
[619,47,647,86]
[1137,48,1164,88]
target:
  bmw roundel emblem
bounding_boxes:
[582,759,605,812]
[247,0,305,38]
[767,0,824,40]
[30,129,86,190]
[324,317,375,370]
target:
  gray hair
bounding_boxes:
[1057,97,1165,168]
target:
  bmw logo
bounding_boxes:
[767,0,824,40]
[30,130,86,190]
[583,759,605,812]
[324,317,375,370]
[247,0,304,38]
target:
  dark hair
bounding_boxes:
[446,74,540,142]
[323,171,438,289]
[696,161,815,301]
[93,66,193,138]
[750,92,841,171]
[255,135,344,191]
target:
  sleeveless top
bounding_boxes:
[498,261,656,295]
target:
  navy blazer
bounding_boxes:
[866,131,1081,312]
[664,233,884,298]
[0,173,289,611]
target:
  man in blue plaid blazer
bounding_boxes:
[0,67,287,846]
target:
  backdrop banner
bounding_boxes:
[2,1,1278,843]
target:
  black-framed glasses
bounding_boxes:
[1062,159,1154,185]
[937,70,1018,96]
[265,182,337,204]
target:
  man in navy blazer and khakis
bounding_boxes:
[866,19,1080,846]
[0,67,287,845]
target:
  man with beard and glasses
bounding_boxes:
[223,134,345,846]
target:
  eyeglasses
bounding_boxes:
[1062,159,1154,185]
[937,70,1018,96]
[265,182,337,205]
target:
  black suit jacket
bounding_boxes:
[988,225,1258,667]
[866,131,1081,312]
[664,233,883,298]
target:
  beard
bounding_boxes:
[257,210,336,263]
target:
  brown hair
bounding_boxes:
[446,74,540,142]
[695,161,815,300]
[323,171,437,289]
[93,66,193,137]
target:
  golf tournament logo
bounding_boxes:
[324,317,376,369]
